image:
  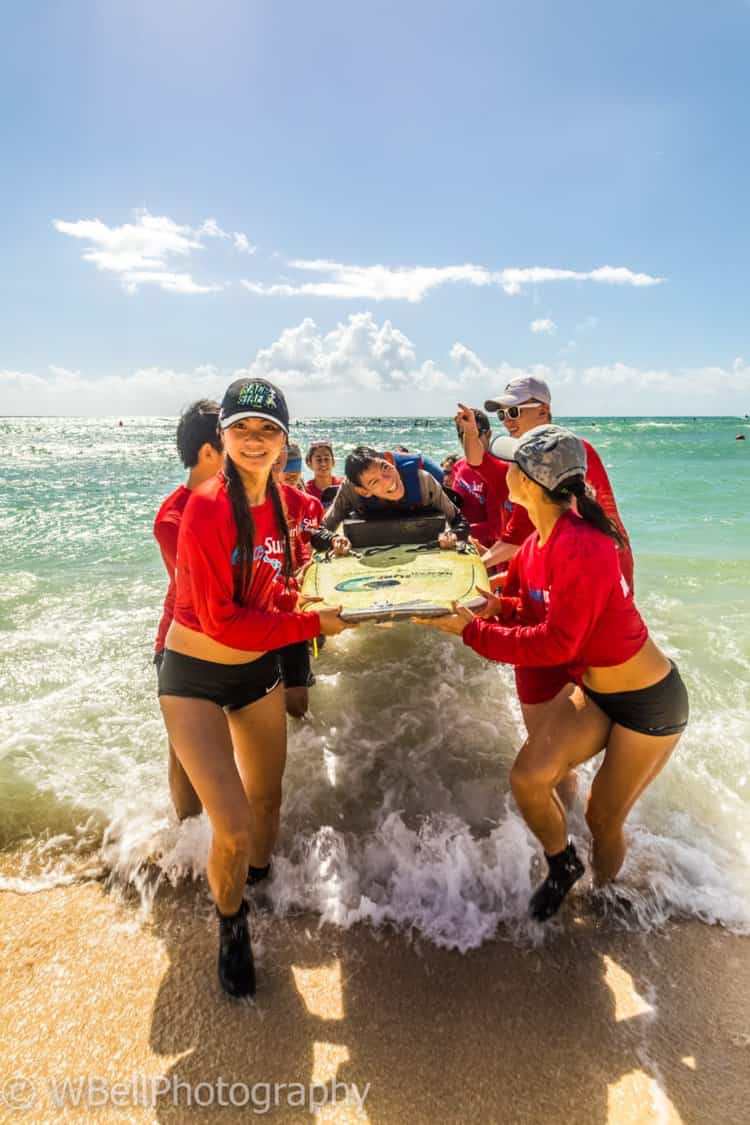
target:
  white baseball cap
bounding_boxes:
[485,375,552,412]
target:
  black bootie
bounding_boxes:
[529,842,585,922]
[217,899,255,998]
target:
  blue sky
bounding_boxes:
[2,0,749,415]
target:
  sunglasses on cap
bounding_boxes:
[495,403,542,421]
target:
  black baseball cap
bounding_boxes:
[219,378,289,435]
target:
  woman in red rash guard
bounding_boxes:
[418,425,688,923]
[304,440,343,505]
[159,378,351,999]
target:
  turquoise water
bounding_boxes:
[0,416,748,945]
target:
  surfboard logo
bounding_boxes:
[335,576,402,592]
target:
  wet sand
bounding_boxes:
[0,882,748,1124]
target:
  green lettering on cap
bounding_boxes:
[237,382,277,409]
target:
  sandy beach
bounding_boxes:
[1,882,747,1124]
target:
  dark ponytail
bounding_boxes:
[224,455,295,602]
[224,454,255,601]
[546,474,624,547]
[267,474,295,590]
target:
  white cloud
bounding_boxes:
[54,209,245,294]
[242,259,664,302]
[233,232,255,254]
[4,317,746,417]
[530,318,557,335]
[243,261,492,303]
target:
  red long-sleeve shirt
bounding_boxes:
[305,477,343,506]
[451,458,505,549]
[474,440,634,588]
[173,475,319,650]
[153,484,191,653]
[463,511,647,669]
[278,484,324,569]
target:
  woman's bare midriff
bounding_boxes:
[165,621,264,665]
[583,636,672,695]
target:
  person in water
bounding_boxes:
[269,450,324,718]
[158,378,351,999]
[322,445,470,550]
[417,425,688,921]
[452,408,505,551]
[153,400,224,820]
[281,442,307,490]
[476,376,633,589]
[305,440,343,506]
[458,381,634,781]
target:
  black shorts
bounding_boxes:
[154,649,164,672]
[583,661,689,737]
[157,649,282,712]
[278,640,315,689]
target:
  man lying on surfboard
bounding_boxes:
[320,445,470,555]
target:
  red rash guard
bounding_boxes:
[305,477,343,505]
[278,483,316,571]
[153,484,191,653]
[464,511,647,669]
[451,458,505,549]
[296,488,325,548]
[475,443,634,588]
[173,474,320,650]
[474,452,535,546]
[580,440,634,591]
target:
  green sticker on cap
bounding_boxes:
[237,382,277,409]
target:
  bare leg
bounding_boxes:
[511,688,612,856]
[159,697,250,916]
[284,686,309,719]
[167,741,203,819]
[226,684,288,870]
[585,725,681,884]
[521,682,579,810]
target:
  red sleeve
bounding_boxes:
[179,518,319,650]
[502,497,535,546]
[462,532,613,667]
[474,450,509,499]
[582,442,634,591]
[153,514,182,650]
[154,514,180,577]
[471,485,504,549]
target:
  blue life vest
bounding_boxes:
[417,453,444,485]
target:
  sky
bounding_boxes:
[2,0,750,417]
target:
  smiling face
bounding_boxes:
[222,417,286,476]
[503,400,550,439]
[355,458,406,501]
[309,447,335,476]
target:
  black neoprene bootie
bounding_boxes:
[529,841,585,922]
[217,899,255,998]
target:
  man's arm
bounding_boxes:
[321,481,359,531]
[420,473,470,541]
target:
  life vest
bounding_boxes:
[361,452,424,511]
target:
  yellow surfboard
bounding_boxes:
[300,543,489,623]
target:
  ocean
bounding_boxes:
[1,415,748,948]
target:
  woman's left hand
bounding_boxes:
[414,601,475,635]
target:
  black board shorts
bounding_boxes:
[157,649,282,712]
[583,661,689,737]
[278,640,315,689]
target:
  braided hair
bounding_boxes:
[223,454,295,602]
